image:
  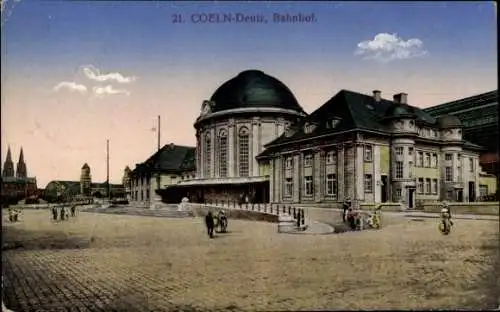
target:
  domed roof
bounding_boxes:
[208,70,305,114]
[436,115,462,129]
[384,103,418,118]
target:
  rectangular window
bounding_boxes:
[304,176,314,196]
[408,161,413,178]
[303,153,313,167]
[285,156,293,169]
[326,174,337,196]
[417,152,423,167]
[408,147,413,156]
[479,185,488,197]
[432,153,438,168]
[446,190,453,200]
[469,157,474,172]
[146,189,150,200]
[432,179,438,194]
[395,188,402,201]
[425,178,431,194]
[285,178,293,197]
[445,167,452,182]
[418,178,424,194]
[326,150,337,165]
[445,153,452,161]
[364,145,373,162]
[364,174,373,193]
[457,165,462,182]
[395,161,404,179]
[425,153,431,168]
[395,147,403,156]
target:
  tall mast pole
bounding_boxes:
[107,139,110,199]
[157,115,161,152]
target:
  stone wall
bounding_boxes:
[186,203,279,223]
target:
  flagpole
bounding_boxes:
[106,139,110,199]
[157,115,161,152]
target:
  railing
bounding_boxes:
[193,200,306,226]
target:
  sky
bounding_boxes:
[1,1,497,188]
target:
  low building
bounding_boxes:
[125,144,196,205]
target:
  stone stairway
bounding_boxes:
[81,205,194,218]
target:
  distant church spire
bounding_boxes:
[16,147,27,179]
[2,146,15,177]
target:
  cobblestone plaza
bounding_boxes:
[2,210,498,311]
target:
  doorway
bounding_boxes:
[457,189,464,202]
[408,188,415,209]
[381,175,388,203]
[468,182,475,202]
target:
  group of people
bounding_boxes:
[7,208,21,223]
[204,210,228,238]
[51,205,77,221]
[342,200,361,230]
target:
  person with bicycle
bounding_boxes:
[440,202,453,226]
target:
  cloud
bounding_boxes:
[354,33,428,63]
[82,65,137,83]
[92,85,131,98]
[53,81,87,93]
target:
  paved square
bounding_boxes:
[2,210,498,311]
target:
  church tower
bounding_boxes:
[80,163,92,196]
[16,147,27,179]
[2,146,15,177]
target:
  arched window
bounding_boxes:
[238,127,250,177]
[204,132,211,177]
[218,129,228,177]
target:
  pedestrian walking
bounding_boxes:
[70,205,76,217]
[205,211,215,238]
[60,207,66,221]
[51,206,58,221]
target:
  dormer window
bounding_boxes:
[304,122,314,134]
[326,118,341,129]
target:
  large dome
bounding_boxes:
[208,70,305,114]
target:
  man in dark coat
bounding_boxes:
[342,200,351,222]
[205,211,214,238]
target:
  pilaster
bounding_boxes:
[293,153,300,203]
[275,157,282,202]
[337,145,345,202]
[210,127,215,178]
[252,117,260,177]
[228,119,235,177]
[374,145,381,203]
[356,144,364,201]
[269,158,275,202]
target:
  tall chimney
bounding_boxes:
[393,93,408,104]
[373,90,381,102]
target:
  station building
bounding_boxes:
[126,70,497,207]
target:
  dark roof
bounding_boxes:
[81,163,90,170]
[259,89,483,157]
[263,90,437,147]
[132,144,196,176]
[436,115,462,129]
[424,90,498,115]
[208,70,305,114]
